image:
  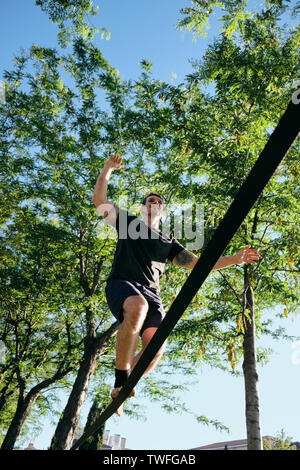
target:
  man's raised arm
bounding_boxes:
[172,245,260,270]
[92,154,125,224]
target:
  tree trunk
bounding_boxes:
[1,391,39,450]
[0,386,15,413]
[0,368,72,450]
[50,339,99,450]
[50,322,119,450]
[242,268,262,450]
[78,396,109,450]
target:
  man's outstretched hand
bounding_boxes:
[234,245,260,265]
[105,154,126,170]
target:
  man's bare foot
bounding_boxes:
[110,387,136,416]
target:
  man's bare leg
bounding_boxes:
[111,295,148,416]
[111,327,166,415]
[130,327,167,377]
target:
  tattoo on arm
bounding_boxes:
[174,249,195,268]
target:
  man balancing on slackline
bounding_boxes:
[92,154,260,416]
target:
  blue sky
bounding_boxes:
[1,0,299,450]
[1,0,206,85]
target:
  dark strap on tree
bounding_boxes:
[71,99,299,450]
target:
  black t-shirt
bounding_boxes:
[107,208,185,291]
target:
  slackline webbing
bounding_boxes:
[71,99,299,450]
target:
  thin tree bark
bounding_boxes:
[50,339,99,450]
[0,383,15,413]
[0,390,39,450]
[50,321,119,450]
[242,267,262,450]
[1,369,72,450]
[78,396,109,450]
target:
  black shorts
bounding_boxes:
[105,278,166,336]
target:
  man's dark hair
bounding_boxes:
[142,192,164,206]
